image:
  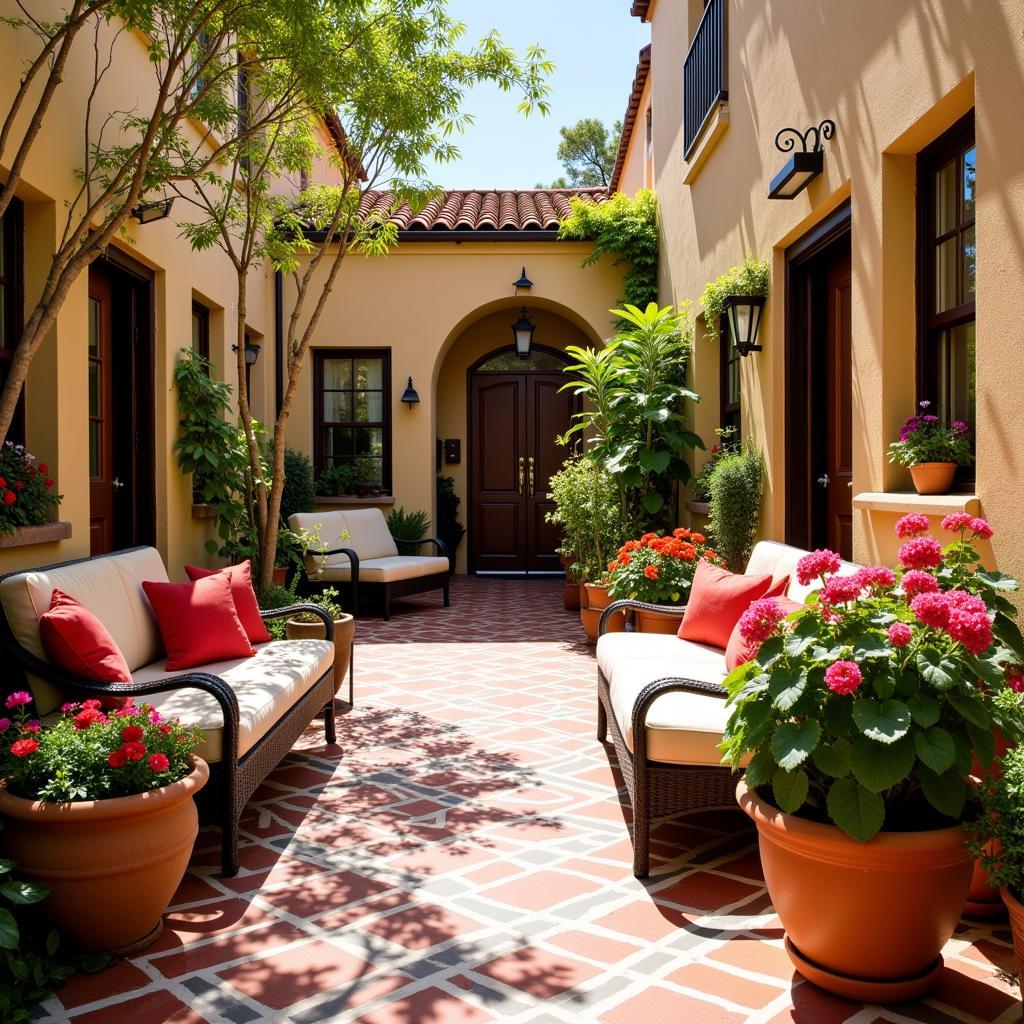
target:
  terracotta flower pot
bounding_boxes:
[634,607,684,634]
[271,566,288,587]
[579,582,589,610]
[966,848,1006,919]
[0,758,209,956]
[286,613,355,696]
[909,462,957,495]
[580,583,626,643]
[563,581,581,611]
[1001,886,1024,983]
[737,778,973,1002]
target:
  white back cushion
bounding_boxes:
[745,540,861,604]
[340,509,399,560]
[289,510,351,576]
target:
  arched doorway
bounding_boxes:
[467,345,576,574]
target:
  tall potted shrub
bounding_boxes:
[722,513,1024,1000]
[707,445,765,570]
[437,475,465,575]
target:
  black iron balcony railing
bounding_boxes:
[683,0,728,159]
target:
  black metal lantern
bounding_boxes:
[722,294,765,356]
[400,376,420,408]
[511,308,535,359]
[768,119,835,200]
[513,266,533,293]
[130,197,174,224]
[243,341,261,366]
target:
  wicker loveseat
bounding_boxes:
[596,540,860,877]
[289,508,449,620]
[0,546,337,877]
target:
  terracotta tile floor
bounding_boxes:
[36,578,1020,1023]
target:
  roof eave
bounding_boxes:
[610,44,652,192]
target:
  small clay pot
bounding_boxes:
[634,607,684,634]
[581,583,626,640]
[1001,886,1024,984]
[563,581,581,611]
[909,462,957,495]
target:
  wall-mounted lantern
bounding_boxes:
[768,119,836,200]
[130,197,175,224]
[401,376,420,408]
[511,308,535,359]
[722,295,765,357]
[513,267,533,293]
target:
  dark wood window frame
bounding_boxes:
[719,315,741,439]
[313,348,392,491]
[917,110,975,485]
[0,196,25,445]
[191,300,210,363]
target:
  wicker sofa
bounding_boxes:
[289,508,450,620]
[0,546,337,877]
[596,540,860,878]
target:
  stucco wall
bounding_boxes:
[617,74,653,197]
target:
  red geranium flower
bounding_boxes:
[644,564,659,580]
[121,741,147,762]
[13,480,24,491]
[2,492,15,506]
[147,753,169,772]
[107,749,127,768]
[10,738,38,757]
[121,725,144,743]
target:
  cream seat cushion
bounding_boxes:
[317,555,449,583]
[131,639,333,764]
[597,632,730,766]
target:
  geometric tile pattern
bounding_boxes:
[35,577,1020,1023]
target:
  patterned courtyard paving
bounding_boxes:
[36,577,1020,1023]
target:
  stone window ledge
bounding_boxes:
[852,492,980,516]
[0,521,72,549]
[683,102,729,185]
[315,495,396,508]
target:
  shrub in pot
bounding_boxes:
[0,695,206,956]
[706,445,764,571]
[283,586,354,699]
[437,475,465,575]
[722,512,1024,1001]
[888,400,973,495]
[0,441,62,535]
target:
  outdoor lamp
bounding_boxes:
[130,197,174,224]
[511,308,535,359]
[513,267,533,293]
[768,119,835,200]
[231,341,262,366]
[401,376,420,408]
[722,295,765,357]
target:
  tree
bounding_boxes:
[176,1,553,592]
[540,117,621,189]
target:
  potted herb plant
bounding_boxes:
[888,400,973,494]
[283,586,354,698]
[0,696,206,956]
[721,512,1024,1001]
[606,528,720,633]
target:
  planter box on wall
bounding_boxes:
[0,522,72,549]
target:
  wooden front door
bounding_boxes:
[88,268,115,554]
[469,363,574,573]
[822,246,853,557]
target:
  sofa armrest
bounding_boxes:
[393,536,450,560]
[630,676,729,769]
[599,599,686,636]
[259,603,335,643]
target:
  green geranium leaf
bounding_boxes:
[0,909,18,950]
[948,693,991,729]
[906,694,940,728]
[756,635,785,667]
[919,766,966,820]
[812,738,852,778]
[640,491,664,514]
[744,749,775,789]
[913,726,956,775]
[769,666,806,711]
[772,768,809,813]
[46,930,59,957]
[872,670,897,700]
[854,634,890,660]
[977,570,1019,591]
[783,632,817,659]
[850,734,915,792]
[771,720,821,771]
[993,612,1024,662]
[916,648,958,691]
[822,698,854,738]
[964,652,1008,688]
[827,778,885,842]
[0,880,48,906]
[895,667,921,697]
[967,722,996,772]
[852,698,912,744]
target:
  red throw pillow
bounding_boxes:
[38,589,132,707]
[725,596,804,672]
[142,572,255,671]
[185,560,270,644]
[678,559,790,650]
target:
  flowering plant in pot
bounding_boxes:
[0,695,206,956]
[721,513,1024,1000]
[0,441,61,534]
[606,528,721,632]
[888,400,972,494]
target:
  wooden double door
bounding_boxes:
[469,367,575,573]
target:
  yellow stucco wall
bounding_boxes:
[617,73,653,196]
[643,0,1024,579]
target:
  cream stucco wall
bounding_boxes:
[617,74,653,197]
[642,0,1024,579]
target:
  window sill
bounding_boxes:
[852,492,980,516]
[683,102,729,185]
[192,503,218,520]
[315,495,396,507]
[686,500,711,517]
[0,521,72,549]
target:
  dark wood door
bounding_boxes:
[88,268,115,554]
[823,248,853,557]
[470,371,573,572]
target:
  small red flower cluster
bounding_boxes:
[795,549,843,586]
[738,597,788,645]
[607,527,721,605]
[824,660,863,695]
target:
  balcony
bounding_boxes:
[683,0,728,159]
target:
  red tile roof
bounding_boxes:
[356,187,609,234]
[630,0,652,20]
[610,44,652,191]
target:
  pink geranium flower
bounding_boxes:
[901,570,940,598]
[911,591,950,629]
[887,622,913,647]
[825,661,863,695]
[855,566,896,591]
[796,549,842,586]
[895,513,931,539]
[970,517,993,540]
[738,598,788,645]
[898,537,943,570]
[4,692,31,709]
[947,610,993,655]
[820,576,864,606]
[941,512,974,533]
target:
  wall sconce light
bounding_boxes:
[401,376,420,408]
[511,308,535,359]
[130,197,175,224]
[232,341,262,366]
[513,266,533,293]
[722,295,765,357]
[767,119,835,200]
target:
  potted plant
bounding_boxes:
[0,696,206,956]
[700,256,770,340]
[707,444,765,570]
[436,475,465,575]
[282,585,354,698]
[387,506,430,547]
[606,528,721,633]
[721,512,1024,1001]
[888,400,973,495]
[0,441,63,540]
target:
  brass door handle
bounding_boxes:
[518,456,525,495]
[528,456,535,497]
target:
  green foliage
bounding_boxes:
[279,448,315,524]
[607,529,720,605]
[970,739,1024,900]
[888,401,973,468]
[540,117,621,188]
[0,442,61,534]
[387,507,430,542]
[707,446,765,569]
[436,475,464,555]
[315,458,379,497]
[700,256,770,338]
[557,190,659,310]
[288,587,345,626]
[721,522,1024,843]
[561,302,703,531]
[691,426,739,503]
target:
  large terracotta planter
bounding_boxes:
[563,581,581,611]
[0,758,208,956]
[737,778,973,1002]
[966,846,1006,919]
[634,607,684,634]
[909,461,957,495]
[286,613,355,696]
[580,583,626,643]
[1001,886,1024,984]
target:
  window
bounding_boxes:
[719,317,741,438]
[191,301,210,362]
[644,105,653,188]
[314,349,391,489]
[918,112,975,456]
[0,197,25,445]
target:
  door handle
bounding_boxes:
[528,456,535,497]
[112,477,125,491]
[816,472,830,489]
[518,457,524,495]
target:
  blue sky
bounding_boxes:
[419,0,650,190]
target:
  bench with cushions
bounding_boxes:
[596,540,860,878]
[0,546,337,876]
[289,507,450,620]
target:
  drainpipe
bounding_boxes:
[274,270,284,417]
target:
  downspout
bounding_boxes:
[274,270,284,417]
